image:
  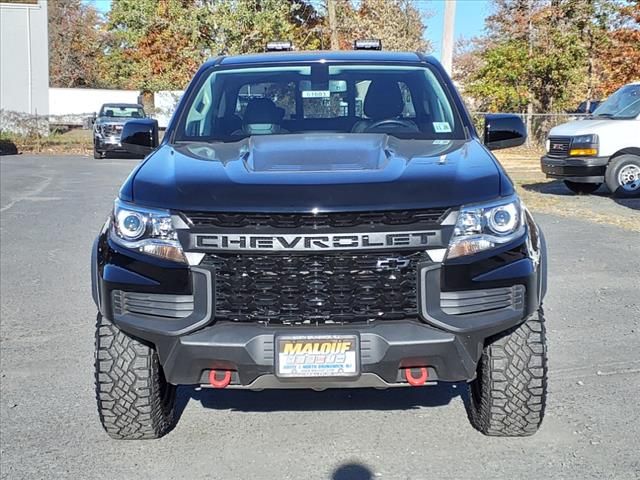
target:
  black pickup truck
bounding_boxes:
[92,45,548,440]
[93,103,146,159]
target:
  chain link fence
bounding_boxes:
[2,107,592,154]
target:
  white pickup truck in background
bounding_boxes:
[541,82,640,198]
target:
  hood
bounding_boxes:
[124,134,510,212]
[548,118,618,136]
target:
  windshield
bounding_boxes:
[175,63,465,142]
[100,106,145,119]
[593,84,640,119]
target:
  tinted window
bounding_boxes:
[593,84,640,119]
[100,106,144,118]
[177,64,464,141]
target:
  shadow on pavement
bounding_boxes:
[175,382,467,417]
[0,139,19,156]
[614,197,640,210]
[332,463,374,480]
[522,179,605,196]
[104,152,144,160]
[522,179,640,210]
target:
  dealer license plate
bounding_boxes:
[276,334,359,378]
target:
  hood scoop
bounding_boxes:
[243,134,392,173]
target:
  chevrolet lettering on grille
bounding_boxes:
[192,231,442,251]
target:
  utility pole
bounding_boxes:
[327,0,340,50]
[526,0,533,146]
[441,0,456,74]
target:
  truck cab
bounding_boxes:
[541,82,640,197]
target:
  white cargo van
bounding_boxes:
[541,82,640,197]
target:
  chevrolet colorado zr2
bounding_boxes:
[92,44,548,440]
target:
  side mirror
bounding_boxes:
[121,119,159,156]
[484,114,526,150]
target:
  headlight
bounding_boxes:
[572,134,597,144]
[110,199,186,263]
[446,196,525,259]
[570,134,598,156]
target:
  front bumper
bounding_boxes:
[541,155,609,182]
[92,215,546,388]
[95,135,125,152]
[159,320,478,387]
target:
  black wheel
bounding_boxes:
[605,154,640,198]
[466,308,548,437]
[93,140,104,159]
[563,180,600,195]
[94,314,176,440]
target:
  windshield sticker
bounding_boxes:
[433,122,452,133]
[302,90,330,99]
[433,140,451,145]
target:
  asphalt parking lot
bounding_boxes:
[1,155,639,480]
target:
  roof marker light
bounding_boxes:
[266,41,293,52]
[353,39,382,50]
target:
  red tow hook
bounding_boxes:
[209,369,232,388]
[405,367,428,386]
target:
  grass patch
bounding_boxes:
[0,128,92,154]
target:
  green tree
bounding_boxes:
[457,0,638,113]
[101,0,323,90]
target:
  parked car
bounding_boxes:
[93,103,147,159]
[541,82,640,197]
[92,42,548,439]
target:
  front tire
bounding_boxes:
[466,308,548,437]
[605,154,640,198]
[94,314,177,440]
[563,180,600,195]
[93,139,104,159]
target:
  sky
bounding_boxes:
[423,0,491,59]
[85,0,491,60]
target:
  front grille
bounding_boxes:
[183,208,449,231]
[102,124,123,136]
[202,251,428,325]
[547,137,571,158]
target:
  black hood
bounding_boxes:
[122,134,513,212]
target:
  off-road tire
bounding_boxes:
[467,308,547,437]
[563,180,600,195]
[605,154,640,198]
[93,148,103,159]
[94,313,177,440]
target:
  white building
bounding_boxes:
[0,0,49,119]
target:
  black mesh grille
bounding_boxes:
[202,251,427,325]
[548,137,571,158]
[183,209,449,230]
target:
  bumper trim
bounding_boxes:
[541,155,608,181]
[110,267,213,337]
[155,320,480,385]
[419,264,526,334]
[219,372,437,390]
